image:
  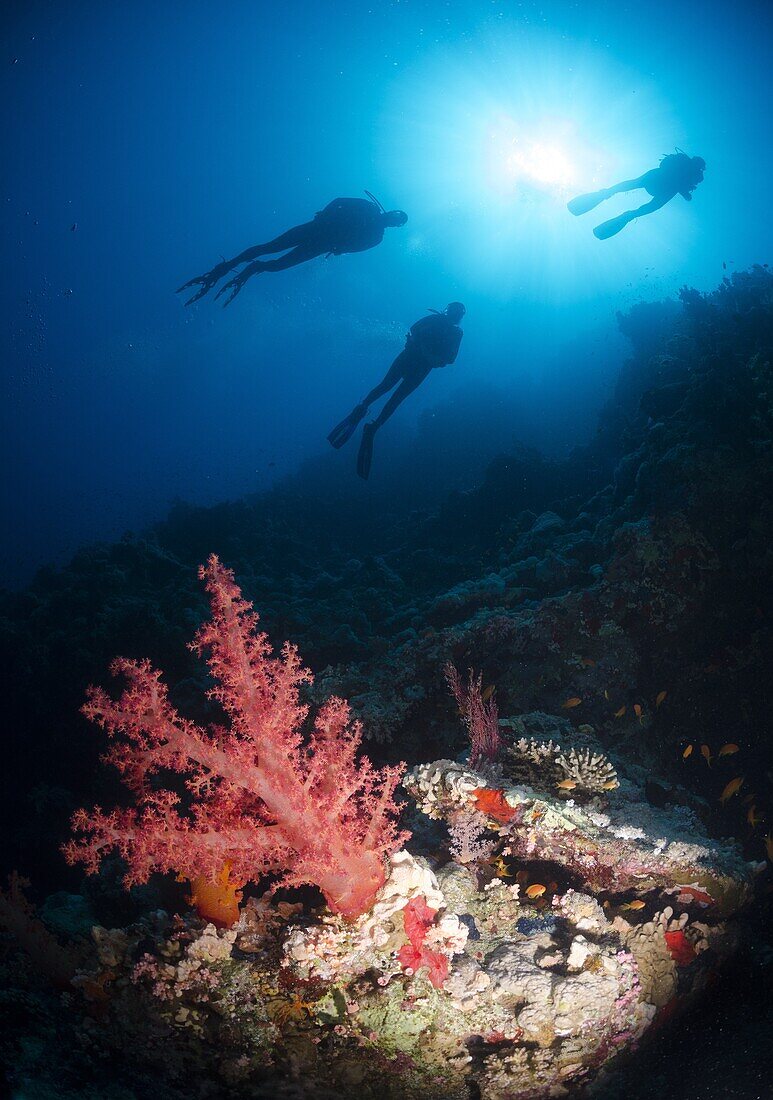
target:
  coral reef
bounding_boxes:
[1,709,756,1099]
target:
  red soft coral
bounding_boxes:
[63,556,409,920]
[397,895,449,988]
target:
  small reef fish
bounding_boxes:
[747,805,765,829]
[525,884,547,899]
[655,690,668,708]
[602,780,618,790]
[719,777,744,803]
[556,779,577,790]
[765,835,773,863]
[562,697,582,709]
[633,703,643,721]
[718,743,739,758]
[683,744,694,759]
[490,856,512,878]
[481,684,495,703]
[581,657,596,668]
[620,900,646,911]
[701,745,712,767]
[614,705,626,718]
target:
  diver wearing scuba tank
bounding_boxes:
[177,192,407,306]
[567,151,706,239]
[327,303,466,479]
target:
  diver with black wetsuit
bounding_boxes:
[568,151,706,239]
[328,302,466,479]
[177,193,408,306]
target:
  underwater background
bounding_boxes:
[2,1,772,1097]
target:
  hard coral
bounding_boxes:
[64,556,409,920]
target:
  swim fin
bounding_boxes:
[593,212,633,240]
[327,402,368,449]
[567,189,611,216]
[357,422,376,480]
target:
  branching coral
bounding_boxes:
[504,735,618,794]
[554,747,618,792]
[64,556,409,920]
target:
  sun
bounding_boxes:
[506,140,578,191]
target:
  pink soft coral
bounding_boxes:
[397,895,449,989]
[63,556,409,920]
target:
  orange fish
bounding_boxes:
[719,777,744,804]
[747,805,765,829]
[556,779,577,790]
[682,744,694,759]
[701,744,712,767]
[481,684,495,703]
[581,657,596,668]
[655,690,667,708]
[620,900,646,911]
[562,697,582,709]
[525,883,547,899]
[614,705,626,718]
[765,835,773,862]
[718,743,739,758]
[602,780,618,790]
[633,703,643,722]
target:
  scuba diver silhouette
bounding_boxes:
[177,192,408,306]
[568,152,706,239]
[328,302,466,480]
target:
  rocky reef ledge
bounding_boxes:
[3,716,755,1100]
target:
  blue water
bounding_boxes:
[2,0,771,586]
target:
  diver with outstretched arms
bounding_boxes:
[328,302,466,480]
[177,192,408,306]
[568,151,706,239]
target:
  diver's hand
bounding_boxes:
[214,262,261,307]
[176,262,231,306]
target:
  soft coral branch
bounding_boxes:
[445,663,502,770]
[66,556,409,919]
